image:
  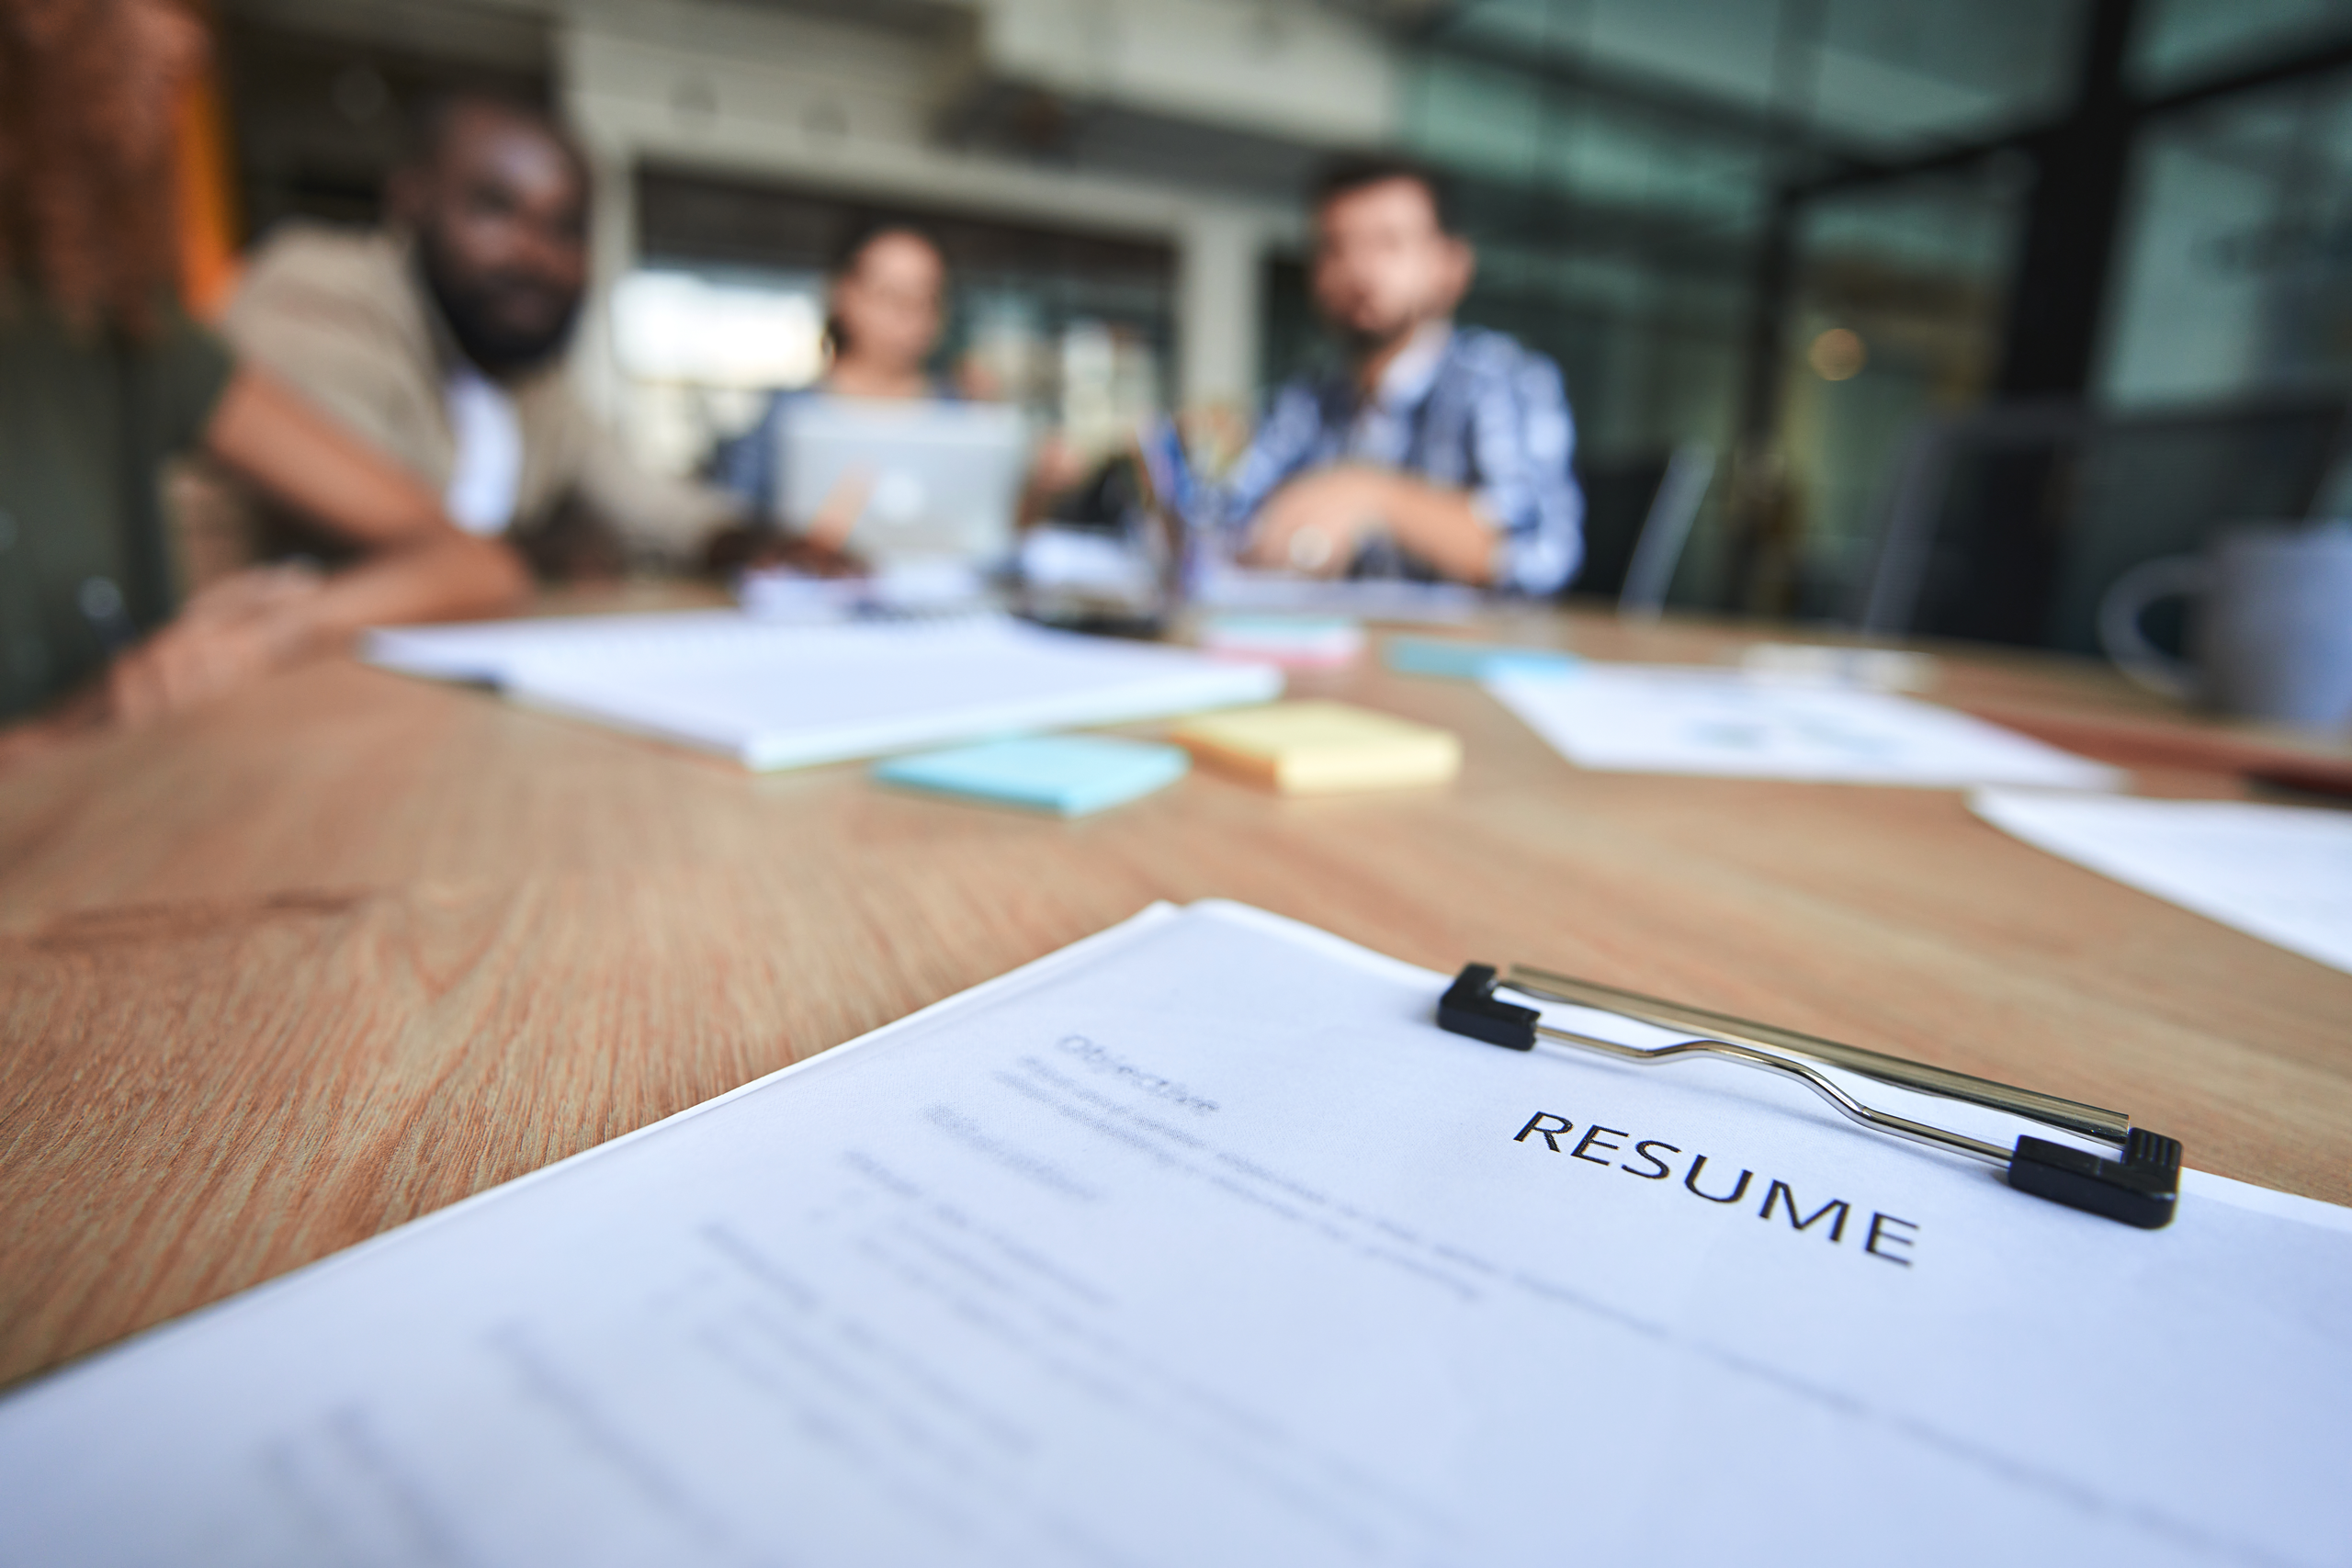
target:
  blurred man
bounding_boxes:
[1222,157,1583,592]
[0,0,526,754]
[220,94,735,571]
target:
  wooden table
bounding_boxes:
[4,603,2347,1391]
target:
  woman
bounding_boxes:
[716,219,955,558]
[0,0,527,759]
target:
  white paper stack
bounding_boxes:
[365,612,1283,771]
[366,609,762,683]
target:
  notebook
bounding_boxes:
[874,736,1190,816]
[1172,700,1463,793]
[365,613,1283,772]
[366,609,762,683]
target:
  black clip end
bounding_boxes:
[2007,1128,2182,1229]
[1439,964,1540,1051]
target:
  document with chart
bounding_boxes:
[2,902,2344,1567]
[1488,663,2123,788]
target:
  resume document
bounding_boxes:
[2,902,2345,1566]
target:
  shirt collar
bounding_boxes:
[1370,320,1454,412]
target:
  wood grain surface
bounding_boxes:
[3,601,2348,1392]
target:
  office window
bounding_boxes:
[2101,67,2352,411]
[2131,0,2352,96]
[1779,166,2027,611]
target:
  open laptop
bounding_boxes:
[776,396,1029,567]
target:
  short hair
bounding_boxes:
[829,215,948,279]
[402,90,585,186]
[1310,154,1460,236]
[822,216,949,358]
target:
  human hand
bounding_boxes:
[808,468,876,555]
[105,564,330,727]
[1240,466,1391,577]
[754,533,870,580]
[1028,434,1091,501]
[705,525,868,581]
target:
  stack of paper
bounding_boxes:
[2,901,2346,1565]
[365,612,1283,772]
[365,609,761,683]
[1173,700,1463,793]
[1487,664,2121,790]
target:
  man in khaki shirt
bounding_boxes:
[221,95,733,570]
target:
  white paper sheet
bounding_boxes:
[365,613,1283,771]
[1975,789,2352,975]
[4,901,2346,1568]
[1488,664,2124,789]
[1193,566,1481,622]
[365,609,764,683]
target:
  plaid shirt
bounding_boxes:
[1220,324,1583,594]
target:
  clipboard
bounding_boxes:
[11,899,2349,1568]
[1441,964,2182,1228]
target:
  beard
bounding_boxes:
[414,229,581,377]
[1331,303,1419,359]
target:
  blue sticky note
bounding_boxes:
[874,736,1190,817]
[1385,637,1580,681]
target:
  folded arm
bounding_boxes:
[1459,351,1582,595]
[1223,381,1499,577]
[106,367,531,724]
[1243,467,1502,583]
[1229,349,1583,592]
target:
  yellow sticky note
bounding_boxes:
[1172,701,1462,795]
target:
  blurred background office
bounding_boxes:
[187,0,2352,650]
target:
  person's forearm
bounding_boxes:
[1373,473,1502,585]
[296,533,529,650]
[81,538,525,733]
[206,367,455,544]
[202,364,530,646]
[1244,464,1504,583]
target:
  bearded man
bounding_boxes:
[220,94,734,571]
[1221,157,1584,593]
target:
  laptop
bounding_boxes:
[775,396,1029,567]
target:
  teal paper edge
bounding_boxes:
[1385,637,1580,681]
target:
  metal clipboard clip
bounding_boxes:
[1439,964,2182,1229]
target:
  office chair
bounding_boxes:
[1569,441,1715,617]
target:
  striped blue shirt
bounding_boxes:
[1220,324,1583,594]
